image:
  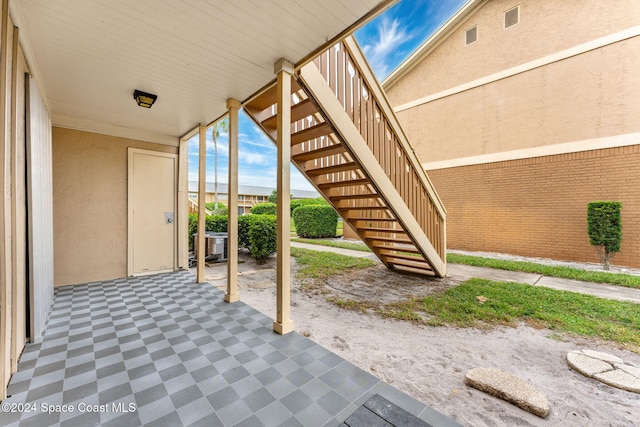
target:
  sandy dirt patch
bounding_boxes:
[193,253,640,427]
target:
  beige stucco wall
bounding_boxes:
[386,0,640,106]
[396,36,640,162]
[52,127,178,286]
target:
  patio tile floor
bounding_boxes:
[0,270,462,427]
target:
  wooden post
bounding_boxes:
[225,99,240,303]
[177,137,189,270]
[196,125,207,283]
[273,59,294,335]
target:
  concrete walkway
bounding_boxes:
[290,241,640,304]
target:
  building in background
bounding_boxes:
[383,0,640,267]
[187,182,318,215]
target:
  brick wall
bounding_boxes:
[428,145,640,268]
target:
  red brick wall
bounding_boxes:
[428,145,640,267]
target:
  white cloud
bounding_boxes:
[238,150,268,165]
[363,16,412,78]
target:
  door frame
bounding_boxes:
[127,148,178,276]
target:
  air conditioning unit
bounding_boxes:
[192,232,228,265]
[207,232,228,261]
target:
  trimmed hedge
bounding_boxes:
[587,201,622,270]
[251,202,277,215]
[293,205,338,238]
[290,197,328,216]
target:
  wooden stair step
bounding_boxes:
[305,161,358,176]
[365,235,412,244]
[292,144,346,162]
[378,251,425,262]
[373,244,421,254]
[292,122,332,145]
[330,193,379,202]
[348,216,396,222]
[246,80,302,111]
[338,205,389,211]
[317,178,370,189]
[262,98,317,129]
[357,226,405,233]
[387,258,434,272]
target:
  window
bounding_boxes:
[465,25,478,45]
[504,6,519,29]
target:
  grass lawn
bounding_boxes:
[447,253,640,289]
[380,278,640,348]
[291,237,371,252]
[289,238,640,289]
[287,245,639,349]
[290,247,375,280]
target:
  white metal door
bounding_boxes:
[128,149,177,275]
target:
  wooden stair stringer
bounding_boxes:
[297,61,446,277]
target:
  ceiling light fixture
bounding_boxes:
[133,89,157,108]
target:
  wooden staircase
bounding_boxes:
[244,37,447,277]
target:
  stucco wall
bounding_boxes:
[428,145,640,268]
[386,0,640,106]
[395,36,640,163]
[52,127,178,286]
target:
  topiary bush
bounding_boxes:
[251,202,277,215]
[293,205,338,238]
[247,214,277,264]
[587,201,622,270]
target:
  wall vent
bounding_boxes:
[465,26,478,45]
[504,6,519,29]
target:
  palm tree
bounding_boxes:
[212,118,229,212]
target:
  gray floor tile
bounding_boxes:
[4,271,458,427]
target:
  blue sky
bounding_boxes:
[188,0,468,192]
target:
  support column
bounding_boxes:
[196,125,207,283]
[177,137,189,270]
[273,59,294,335]
[225,99,240,303]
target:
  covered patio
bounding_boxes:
[1,271,460,426]
[1,1,452,423]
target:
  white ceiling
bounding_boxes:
[11,0,391,144]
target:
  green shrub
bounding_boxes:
[188,214,227,251]
[251,202,277,215]
[293,205,338,238]
[290,197,328,216]
[248,214,277,264]
[587,201,622,270]
[189,214,276,264]
[188,213,199,250]
[205,214,228,232]
[238,215,251,249]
